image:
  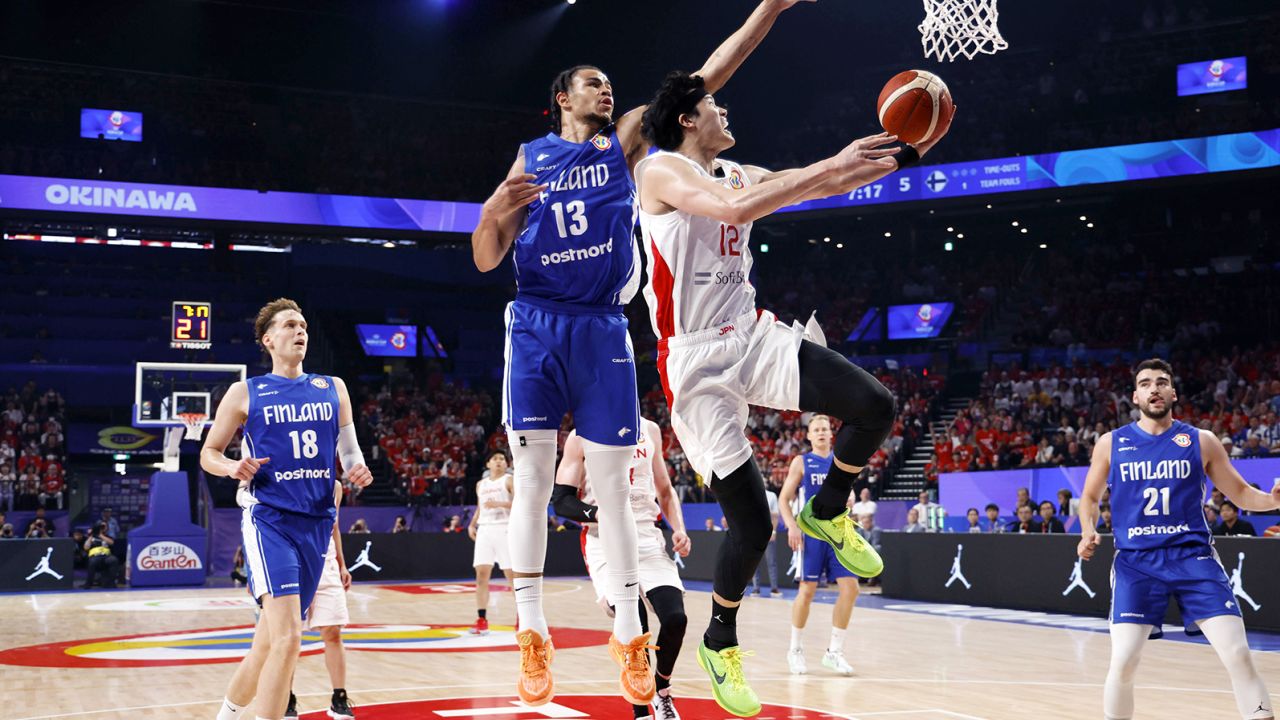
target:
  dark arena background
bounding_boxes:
[0,1,1278,718]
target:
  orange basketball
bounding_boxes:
[1264,525,1280,538]
[877,70,955,145]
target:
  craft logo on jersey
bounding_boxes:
[136,541,203,571]
[591,134,611,151]
[1173,432,1191,447]
[727,168,745,189]
[310,376,330,390]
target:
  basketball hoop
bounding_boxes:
[178,412,207,441]
[919,0,1008,62]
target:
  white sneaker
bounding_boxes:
[822,649,853,675]
[650,690,681,720]
[787,647,807,675]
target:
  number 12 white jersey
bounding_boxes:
[637,151,757,342]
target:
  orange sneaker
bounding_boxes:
[609,632,658,705]
[515,629,555,706]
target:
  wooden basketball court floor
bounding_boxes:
[1,578,1276,719]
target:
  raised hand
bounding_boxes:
[832,132,900,176]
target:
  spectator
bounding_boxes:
[1057,489,1076,517]
[1007,504,1042,534]
[70,529,88,569]
[392,516,410,533]
[24,506,50,537]
[443,515,465,533]
[1038,501,1066,533]
[231,546,248,587]
[1239,436,1269,459]
[704,518,721,532]
[1203,504,1218,528]
[850,487,877,518]
[983,503,1004,533]
[911,490,945,532]
[1213,501,1256,536]
[39,467,64,509]
[0,461,13,511]
[965,507,983,533]
[902,507,928,533]
[100,507,120,539]
[1208,488,1225,511]
[0,523,13,538]
[83,521,120,588]
[1014,487,1034,512]
[1097,503,1114,534]
[857,512,882,587]
[348,519,371,534]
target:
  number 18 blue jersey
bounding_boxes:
[1107,420,1213,550]
[242,373,339,520]
[514,127,640,308]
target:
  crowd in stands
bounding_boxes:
[925,346,1280,481]
[0,383,68,513]
[357,380,497,506]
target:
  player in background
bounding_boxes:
[553,418,691,720]
[468,450,515,634]
[778,416,857,677]
[1078,358,1278,720]
[633,69,949,715]
[470,0,815,707]
[204,298,372,720]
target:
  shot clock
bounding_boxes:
[170,301,212,350]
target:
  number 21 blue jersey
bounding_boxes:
[242,373,339,520]
[514,127,640,308]
[1107,420,1213,550]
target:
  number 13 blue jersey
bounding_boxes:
[1107,420,1213,550]
[514,128,640,308]
[242,373,339,520]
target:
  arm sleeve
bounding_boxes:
[550,484,598,523]
[337,423,365,474]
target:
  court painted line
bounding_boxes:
[14,674,1253,719]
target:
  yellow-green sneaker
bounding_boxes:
[796,498,884,577]
[696,641,760,717]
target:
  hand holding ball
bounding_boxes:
[877,70,955,145]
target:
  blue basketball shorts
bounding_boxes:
[502,297,640,446]
[241,503,331,617]
[801,534,855,582]
[1111,544,1239,633]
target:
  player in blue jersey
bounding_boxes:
[202,298,372,720]
[1078,358,1279,720]
[778,416,857,677]
[470,0,816,707]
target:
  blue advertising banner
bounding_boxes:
[1177,57,1248,97]
[355,324,417,357]
[69,423,165,456]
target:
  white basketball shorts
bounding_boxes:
[473,523,511,569]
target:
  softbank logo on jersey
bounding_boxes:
[540,238,613,266]
[45,184,198,212]
[694,270,746,286]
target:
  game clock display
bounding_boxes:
[170,301,212,350]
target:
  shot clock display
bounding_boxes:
[171,301,212,350]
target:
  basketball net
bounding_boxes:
[919,0,1008,62]
[178,412,207,441]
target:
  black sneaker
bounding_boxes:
[285,692,299,718]
[329,689,356,720]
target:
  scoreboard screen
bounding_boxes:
[171,301,212,350]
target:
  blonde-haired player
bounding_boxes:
[553,418,691,720]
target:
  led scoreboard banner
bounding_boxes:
[171,301,211,350]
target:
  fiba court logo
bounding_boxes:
[347,541,382,573]
[945,544,971,589]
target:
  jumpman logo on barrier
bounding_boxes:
[672,550,684,569]
[944,544,971,589]
[347,541,382,573]
[1062,556,1096,598]
[25,547,63,581]
[1228,552,1261,612]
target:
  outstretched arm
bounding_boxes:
[1201,429,1280,512]
[639,133,898,225]
[618,0,812,163]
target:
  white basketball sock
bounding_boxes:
[582,438,643,641]
[1197,615,1274,720]
[829,626,847,653]
[215,698,246,720]
[790,626,804,652]
[506,429,558,637]
[1103,622,1151,720]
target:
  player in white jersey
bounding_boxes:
[468,451,514,635]
[553,418,690,720]
[633,71,950,715]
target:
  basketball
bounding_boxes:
[877,69,955,145]
[1264,525,1280,538]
